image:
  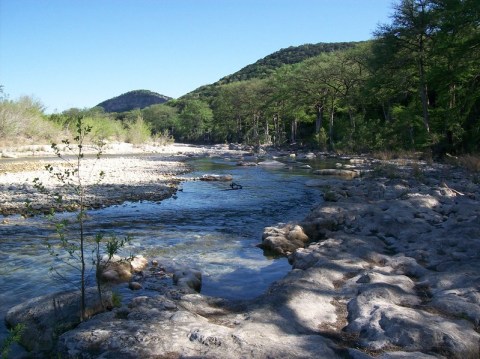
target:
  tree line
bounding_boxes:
[1,0,478,155]
[150,0,480,154]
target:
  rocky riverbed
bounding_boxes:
[3,147,480,358]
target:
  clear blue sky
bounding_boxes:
[0,0,394,113]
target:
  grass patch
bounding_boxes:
[457,154,480,173]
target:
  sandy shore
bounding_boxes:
[0,143,247,216]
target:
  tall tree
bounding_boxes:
[429,0,480,151]
[174,99,213,143]
[374,0,436,135]
[142,103,179,136]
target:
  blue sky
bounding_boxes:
[0,0,394,113]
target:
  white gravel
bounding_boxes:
[0,143,248,216]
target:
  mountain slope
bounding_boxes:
[96,90,172,113]
[217,42,360,85]
[183,42,360,100]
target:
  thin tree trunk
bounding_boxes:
[329,98,335,149]
[419,72,430,133]
[273,114,279,146]
[418,31,430,133]
[315,103,324,134]
[264,117,269,144]
[290,118,297,143]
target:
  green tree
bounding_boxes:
[266,65,308,146]
[428,0,480,152]
[175,99,213,142]
[0,96,58,144]
[30,119,102,321]
[142,103,179,136]
[212,82,249,143]
[374,0,435,136]
[29,118,133,323]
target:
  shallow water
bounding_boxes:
[0,156,334,339]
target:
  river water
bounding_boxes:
[0,156,331,339]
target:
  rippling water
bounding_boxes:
[0,156,333,339]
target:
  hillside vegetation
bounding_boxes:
[1,0,479,156]
[184,42,358,102]
[96,90,171,113]
[218,42,359,84]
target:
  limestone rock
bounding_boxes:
[313,168,359,179]
[5,288,111,353]
[258,160,285,167]
[200,174,233,181]
[130,255,148,272]
[259,223,309,255]
[99,255,147,284]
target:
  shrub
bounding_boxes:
[0,96,61,145]
[125,116,151,144]
[152,129,175,146]
[458,154,480,173]
[81,116,127,142]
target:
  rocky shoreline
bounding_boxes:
[2,145,480,358]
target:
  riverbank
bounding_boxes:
[54,155,480,358]
[3,146,480,358]
[0,143,248,216]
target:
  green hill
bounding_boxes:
[217,42,360,84]
[96,90,172,113]
[183,42,360,100]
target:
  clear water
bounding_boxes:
[0,156,329,339]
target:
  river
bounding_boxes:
[0,156,331,340]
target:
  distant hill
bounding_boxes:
[96,90,172,113]
[183,42,360,101]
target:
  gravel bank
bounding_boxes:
[0,143,247,216]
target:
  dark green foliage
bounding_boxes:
[5,3,478,153]
[97,89,172,113]
[183,42,359,103]
[217,42,360,84]
[178,1,479,153]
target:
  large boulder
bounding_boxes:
[5,288,112,354]
[259,224,309,256]
[99,254,148,283]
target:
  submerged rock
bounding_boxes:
[173,268,202,292]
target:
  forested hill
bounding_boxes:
[216,42,360,85]
[96,90,171,113]
[184,42,359,100]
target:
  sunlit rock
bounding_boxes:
[200,174,234,181]
[313,168,360,179]
[260,223,309,255]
